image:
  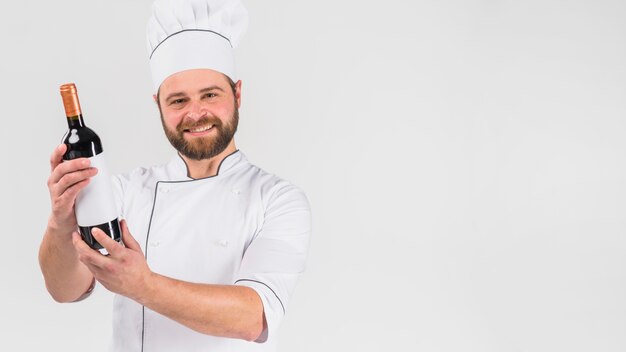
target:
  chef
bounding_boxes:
[38,0,311,351]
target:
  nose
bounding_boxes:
[185,100,207,121]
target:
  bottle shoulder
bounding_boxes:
[62,126,103,159]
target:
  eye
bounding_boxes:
[203,92,218,99]
[169,98,187,106]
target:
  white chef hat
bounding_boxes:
[146,0,248,92]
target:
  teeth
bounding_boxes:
[188,124,214,133]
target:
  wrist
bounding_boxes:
[47,216,76,237]
[133,271,160,306]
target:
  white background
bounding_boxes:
[1,0,625,351]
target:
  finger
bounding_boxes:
[52,178,91,216]
[50,158,91,186]
[73,232,107,269]
[56,178,90,203]
[91,227,124,257]
[120,220,142,252]
[53,167,98,197]
[49,158,92,185]
[49,144,67,173]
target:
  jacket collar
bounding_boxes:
[168,150,245,181]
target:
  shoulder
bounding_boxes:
[241,159,310,213]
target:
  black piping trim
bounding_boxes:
[150,29,232,59]
[175,149,240,181]
[141,307,145,352]
[235,279,286,314]
[141,179,162,352]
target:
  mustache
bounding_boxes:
[176,116,223,133]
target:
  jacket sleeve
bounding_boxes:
[234,181,312,343]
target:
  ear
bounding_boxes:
[152,94,158,104]
[235,80,242,108]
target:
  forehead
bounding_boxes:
[159,69,230,95]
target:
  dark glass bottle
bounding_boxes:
[60,83,121,254]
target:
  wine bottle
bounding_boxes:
[60,83,121,255]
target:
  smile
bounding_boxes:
[184,124,215,133]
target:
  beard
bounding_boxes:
[160,108,239,161]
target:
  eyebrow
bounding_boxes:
[164,92,186,102]
[164,86,225,102]
[199,86,225,94]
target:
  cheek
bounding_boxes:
[161,110,185,128]
[210,103,235,121]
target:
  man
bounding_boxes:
[38,0,311,351]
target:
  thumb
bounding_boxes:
[120,219,142,252]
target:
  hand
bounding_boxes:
[47,144,98,233]
[73,220,153,301]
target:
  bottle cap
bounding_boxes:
[60,83,82,117]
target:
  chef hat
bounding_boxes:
[147,0,248,92]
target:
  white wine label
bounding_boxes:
[75,152,119,226]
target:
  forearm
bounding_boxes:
[137,273,264,341]
[38,218,94,303]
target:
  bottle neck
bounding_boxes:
[66,114,85,129]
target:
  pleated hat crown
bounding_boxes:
[147,0,248,91]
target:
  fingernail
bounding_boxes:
[57,144,64,151]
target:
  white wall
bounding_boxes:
[1,0,625,351]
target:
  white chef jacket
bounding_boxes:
[108,150,311,352]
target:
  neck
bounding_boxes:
[180,140,238,179]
